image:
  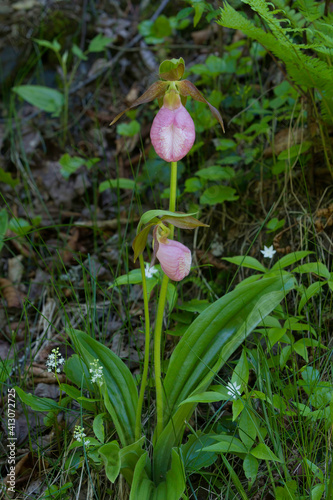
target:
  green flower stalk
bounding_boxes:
[111,57,222,441]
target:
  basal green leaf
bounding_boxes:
[68,330,138,446]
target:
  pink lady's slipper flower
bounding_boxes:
[156,238,191,282]
[110,58,224,162]
[150,90,195,163]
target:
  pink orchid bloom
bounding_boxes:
[150,90,195,163]
[156,238,191,282]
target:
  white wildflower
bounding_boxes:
[260,245,276,259]
[46,347,65,373]
[226,381,242,399]
[73,425,90,447]
[89,359,104,386]
[145,263,158,279]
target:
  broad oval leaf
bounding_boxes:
[293,262,330,280]
[98,441,121,483]
[243,454,259,485]
[13,85,64,117]
[200,185,239,205]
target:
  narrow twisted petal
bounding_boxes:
[156,239,191,281]
[150,105,195,162]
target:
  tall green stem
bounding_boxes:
[154,161,177,440]
[135,255,151,441]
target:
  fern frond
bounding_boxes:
[273,0,305,29]
[218,1,333,122]
[296,0,324,23]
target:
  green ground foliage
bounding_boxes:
[0,0,332,499]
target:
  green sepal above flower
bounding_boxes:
[132,211,208,263]
[158,58,185,81]
[110,57,224,133]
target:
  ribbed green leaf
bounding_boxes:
[223,255,267,273]
[153,275,295,478]
[130,449,185,499]
[270,251,313,271]
[67,329,138,446]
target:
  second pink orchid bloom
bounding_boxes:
[156,238,191,282]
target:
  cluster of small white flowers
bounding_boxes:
[226,381,242,400]
[260,245,276,259]
[46,348,65,373]
[73,425,90,447]
[89,359,104,386]
[145,263,158,279]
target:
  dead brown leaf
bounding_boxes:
[0,278,21,308]
[60,228,80,264]
[263,128,306,158]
